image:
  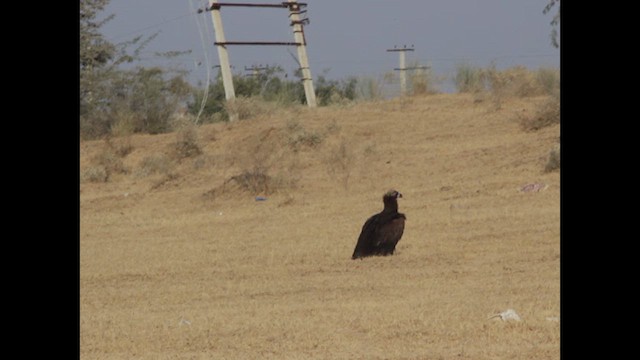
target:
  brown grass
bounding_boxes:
[80,94,560,359]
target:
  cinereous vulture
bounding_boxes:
[352,189,406,259]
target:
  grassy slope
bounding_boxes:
[80,93,560,359]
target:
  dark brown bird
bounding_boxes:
[351,190,406,259]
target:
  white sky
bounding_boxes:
[100,0,560,92]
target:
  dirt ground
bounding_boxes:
[80,93,560,359]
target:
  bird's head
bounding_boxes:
[384,189,403,199]
[382,189,402,211]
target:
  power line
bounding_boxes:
[189,0,212,124]
[105,12,196,42]
[424,53,557,63]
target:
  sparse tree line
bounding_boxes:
[80,0,559,140]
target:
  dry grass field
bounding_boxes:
[80,93,560,359]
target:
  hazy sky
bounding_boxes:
[100,0,559,92]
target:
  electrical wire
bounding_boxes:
[106,12,194,42]
[189,0,213,125]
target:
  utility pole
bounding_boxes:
[288,0,316,107]
[200,1,317,111]
[209,0,237,121]
[387,45,414,96]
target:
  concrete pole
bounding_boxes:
[399,50,407,96]
[209,0,237,120]
[387,46,414,97]
[288,0,317,107]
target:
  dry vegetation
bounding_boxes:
[80,93,560,359]
[519,95,560,132]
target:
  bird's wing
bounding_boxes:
[352,214,380,257]
[374,215,405,247]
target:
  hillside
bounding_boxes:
[80,93,560,359]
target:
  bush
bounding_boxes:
[409,70,430,95]
[230,170,272,195]
[108,136,133,158]
[493,65,560,98]
[82,166,109,183]
[406,61,439,95]
[455,64,560,99]
[286,119,325,151]
[171,124,202,160]
[356,76,384,101]
[454,63,486,93]
[289,131,324,150]
[224,96,280,121]
[188,66,306,122]
[82,139,131,183]
[536,67,560,96]
[545,143,560,172]
[520,94,560,131]
[92,143,129,176]
[136,155,172,177]
[314,75,357,106]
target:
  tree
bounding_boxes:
[80,0,118,137]
[80,0,192,138]
[80,0,154,77]
[543,0,560,49]
[80,0,115,71]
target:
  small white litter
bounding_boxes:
[520,183,548,193]
[179,316,192,326]
[488,309,521,321]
